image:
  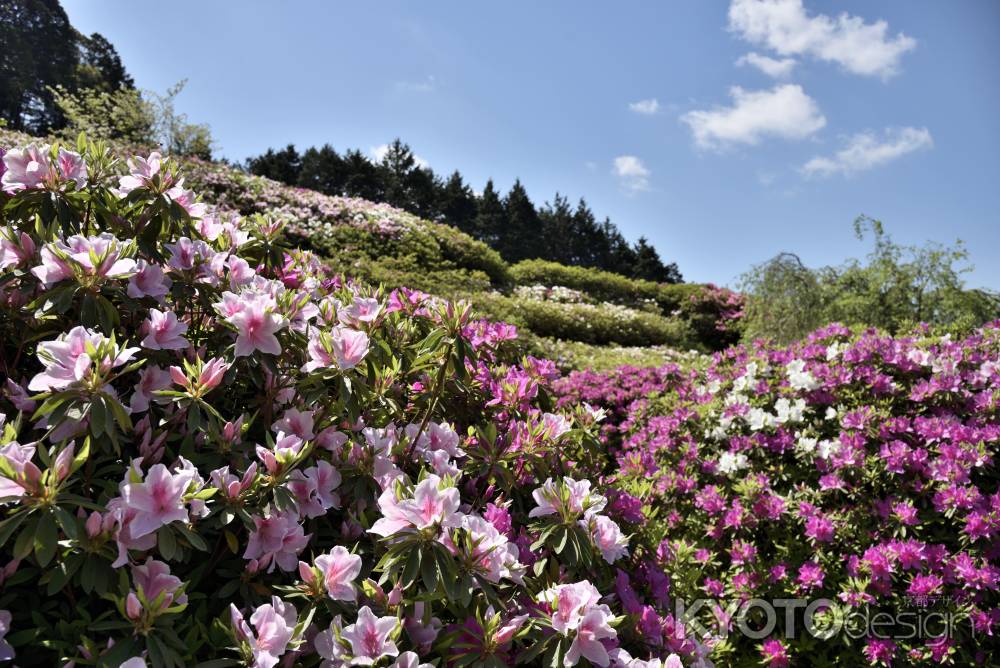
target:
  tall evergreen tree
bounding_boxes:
[298,144,345,195]
[377,139,418,210]
[437,171,477,234]
[341,149,384,202]
[0,0,78,132]
[473,179,506,246]
[501,180,540,263]
[539,194,576,265]
[74,31,133,92]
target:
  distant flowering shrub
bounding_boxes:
[555,322,1000,666]
[0,136,682,667]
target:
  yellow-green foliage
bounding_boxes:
[469,291,699,348]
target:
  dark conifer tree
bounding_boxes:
[74,31,133,92]
[341,149,384,202]
[247,145,302,185]
[298,144,345,195]
[473,180,506,246]
[437,171,477,235]
[501,180,541,263]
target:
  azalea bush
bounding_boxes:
[0,137,685,667]
[556,323,1000,666]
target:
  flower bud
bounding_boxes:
[126,592,142,620]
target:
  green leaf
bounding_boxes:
[158,525,178,560]
[420,545,439,593]
[34,512,59,568]
[401,545,421,590]
[53,505,79,540]
[0,509,30,548]
[13,515,38,560]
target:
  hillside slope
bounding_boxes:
[0,129,742,366]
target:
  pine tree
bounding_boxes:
[438,171,477,235]
[539,194,575,264]
[341,149,384,202]
[501,180,540,263]
[377,139,418,210]
[473,180,506,246]
[298,144,345,195]
[247,145,302,185]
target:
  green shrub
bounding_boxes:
[470,291,699,348]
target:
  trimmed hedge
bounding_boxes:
[469,291,699,348]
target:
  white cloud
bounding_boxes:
[628,98,661,115]
[801,126,932,177]
[394,75,437,93]
[613,155,651,193]
[370,144,430,169]
[728,0,916,79]
[681,84,826,150]
[736,51,796,78]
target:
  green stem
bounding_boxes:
[404,339,454,462]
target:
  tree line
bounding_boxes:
[247,140,682,283]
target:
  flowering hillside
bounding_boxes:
[1,135,997,668]
[0,128,742,363]
[0,136,695,666]
[555,323,1000,666]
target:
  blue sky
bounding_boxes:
[61,1,1000,288]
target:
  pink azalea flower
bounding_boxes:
[400,475,462,529]
[338,297,382,327]
[0,227,36,270]
[2,144,86,192]
[529,477,607,520]
[272,408,316,441]
[565,607,616,667]
[287,461,341,518]
[228,296,285,357]
[303,326,370,372]
[130,366,172,413]
[2,144,53,191]
[141,309,189,350]
[585,515,629,564]
[540,581,603,635]
[0,442,42,499]
[451,514,524,583]
[231,596,298,668]
[127,259,172,298]
[392,652,433,668]
[115,151,165,195]
[120,461,196,538]
[243,510,310,572]
[165,179,207,218]
[330,326,370,370]
[312,545,362,601]
[341,606,399,666]
[28,326,137,392]
[539,581,616,667]
[131,557,187,613]
[210,463,257,501]
[32,233,136,287]
[368,486,414,537]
